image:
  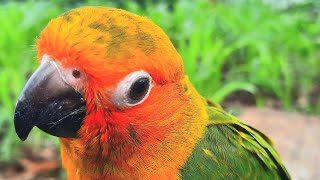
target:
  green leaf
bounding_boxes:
[211,82,256,103]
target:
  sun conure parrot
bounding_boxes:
[13,6,290,180]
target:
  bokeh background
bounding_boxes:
[0,0,319,179]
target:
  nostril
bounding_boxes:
[72,70,81,78]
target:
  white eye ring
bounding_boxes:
[112,71,153,108]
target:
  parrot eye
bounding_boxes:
[112,71,153,108]
[128,77,149,101]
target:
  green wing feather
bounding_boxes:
[180,101,290,180]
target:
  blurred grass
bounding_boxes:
[0,0,319,161]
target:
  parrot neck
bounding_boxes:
[59,76,209,179]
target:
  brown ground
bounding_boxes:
[0,106,319,179]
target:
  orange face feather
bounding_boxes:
[36,7,208,179]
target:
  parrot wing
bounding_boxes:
[180,101,290,180]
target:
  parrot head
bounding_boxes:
[14,7,207,175]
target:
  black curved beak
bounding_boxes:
[14,59,86,141]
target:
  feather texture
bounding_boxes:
[180,102,290,179]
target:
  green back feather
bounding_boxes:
[180,102,290,180]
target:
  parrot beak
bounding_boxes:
[14,59,86,141]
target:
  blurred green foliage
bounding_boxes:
[0,0,319,161]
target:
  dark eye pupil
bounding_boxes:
[128,78,149,102]
[72,70,81,78]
